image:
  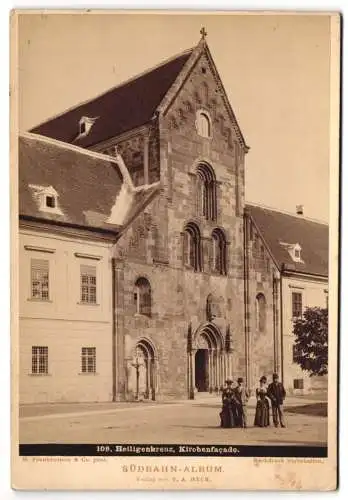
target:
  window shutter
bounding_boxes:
[31,259,49,272]
[81,265,96,277]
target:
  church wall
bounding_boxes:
[246,221,281,392]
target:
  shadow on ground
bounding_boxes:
[285,402,327,417]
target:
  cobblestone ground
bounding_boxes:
[19,395,327,446]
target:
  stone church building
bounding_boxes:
[18,33,328,403]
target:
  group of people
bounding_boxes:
[220,373,286,429]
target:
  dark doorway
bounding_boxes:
[195,349,209,392]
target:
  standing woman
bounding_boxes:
[254,376,270,427]
[220,379,236,428]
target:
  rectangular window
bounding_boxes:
[46,195,56,208]
[80,265,97,304]
[292,292,302,318]
[292,344,301,363]
[32,346,48,374]
[81,347,96,373]
[31,259,49,300]
[293,379,304,390]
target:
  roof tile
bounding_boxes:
[246,204,328,277]
[30,50,193,147]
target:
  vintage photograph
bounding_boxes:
[11,11,339,490]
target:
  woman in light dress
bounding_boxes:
[254,375,270,427]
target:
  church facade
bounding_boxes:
[18,34,328,404]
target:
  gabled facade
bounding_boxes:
[29,36,259,402]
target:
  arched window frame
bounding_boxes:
[134,277,152,317]
[196,163,217,221]
[196,110,212,139]
[183,223,202,272]
[211,228,227,275]
[256,293,266,333]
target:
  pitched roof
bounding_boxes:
[19,133,160,233]
[246,204,328,277]
[29,49,193,147]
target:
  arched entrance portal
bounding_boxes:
[133,339,157,401]
[188,323,232,396]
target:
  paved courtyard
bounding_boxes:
[19,394,327,446]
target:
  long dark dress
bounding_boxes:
[254,386,270,427]
[220,387,236,428]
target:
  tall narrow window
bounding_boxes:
[32,346,48,374]
[134,277,151,316]
[260,245,265,261]
[183,223,202,272]
[196,111,211,138]
[31,259,49,300]
[211,228,227,275]
[256,293,266,332]
[196,163,217,221]
[80,265,97,304]
[81,347,96,373]
[292,292,302,318]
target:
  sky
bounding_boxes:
[17,13,332,221]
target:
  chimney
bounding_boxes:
[296,204,304,216]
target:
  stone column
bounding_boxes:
[214,350,218,392]
[192,350,196,392]
[153,358,159,400]
[113,257,126,401]
[146,358,151,399]
[217,351,221,391]
[125,358,133,395]
[208,350,212,393]
[220,351,224,390]
[221,352,226,386]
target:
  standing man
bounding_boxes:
[234,377,250,428]
[267,373,286,428]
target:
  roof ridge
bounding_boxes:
[29,46,195,132]
[245,201,328,226]
[21,132,123,165]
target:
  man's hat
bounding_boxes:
[237,377,244,383]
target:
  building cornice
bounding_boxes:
[281,268,328,282]
[19,216,120,243]
[90,123,154,153]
